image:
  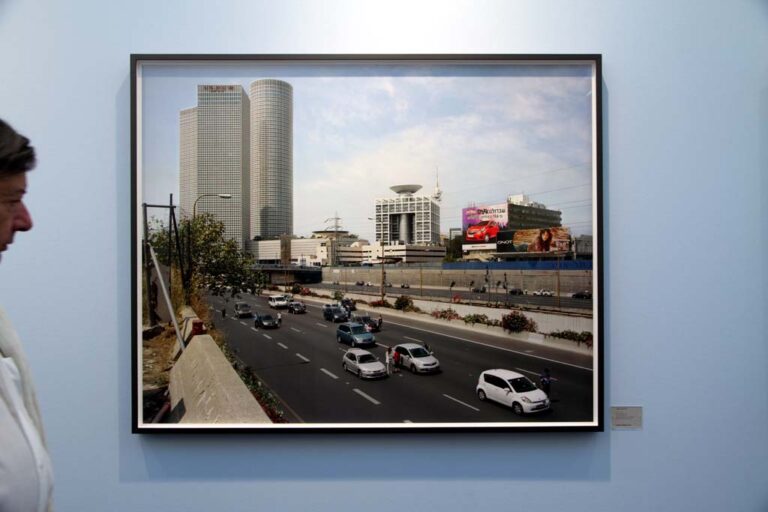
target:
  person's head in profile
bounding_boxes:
[0,119,35,260]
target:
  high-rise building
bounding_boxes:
[249,79,293,240]
[180,85,250,249]
[179,107,197,218]
[375,185,441,245]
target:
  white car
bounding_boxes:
[392,343,440,373]
[532,289,554,297]
[476,369,550,415]
[268,294,289,308]
[342,348,387,379]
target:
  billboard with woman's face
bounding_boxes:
[513,227,571,253]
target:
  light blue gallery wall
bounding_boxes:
[0,1,766,511]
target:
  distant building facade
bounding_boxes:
[506,194,562,229]
[375,185,441,245]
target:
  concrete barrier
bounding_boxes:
[168,308,271,424]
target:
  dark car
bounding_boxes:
[351,314,380,333]
[355,280,364,286]
[340,298,356,312]
[287,301,306,313]
[508,287,524,296]
[572,290,593,299]
[255,313,279,329]
[471,286,487,293]
[400,283,410,289]
[323,306,348,323]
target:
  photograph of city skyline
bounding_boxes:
[133,55,602,432]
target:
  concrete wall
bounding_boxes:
[324,266,593,294]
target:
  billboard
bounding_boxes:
[462,203,508,245]
[511,227,571,253]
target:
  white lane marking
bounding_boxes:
[443,394,480,412]
[296,353,310,363]
[277,342,288,349]
[316,323,327,328]
[251,327,258,332]
[405,336,423,344]
[525,350,534,353]
[515,368,559,381]
[291,327,302,333]
[263,334,272,340]
[387,320,593,372]
[320,368,339,380]
[353,388,381,405]
[240,321,248,326]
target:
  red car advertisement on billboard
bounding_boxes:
[513,227,571,253]
[462,204,508,244]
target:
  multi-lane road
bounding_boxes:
[313,282,594,311]
[208,294,595,425]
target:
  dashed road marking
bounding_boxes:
[320,368,339,380]
[316,323,327,328]
[296,353,310,363]
[353,388,381,405]
[405,336,423,344]
[443,393,480,412]
[291,327,302,333]
[515,367,559,381]
[277,342,288,349]
[263,334,272,340]
[387,320,593,372]
[240,321,248,326]
[251,327,258,332]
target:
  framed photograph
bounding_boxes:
[132,54,603,433]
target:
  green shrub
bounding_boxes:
[463,313,489,325]
[332,290,344,301]
[501,311,538,333]
[549,330,593,346]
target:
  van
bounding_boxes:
[268,294,289,309]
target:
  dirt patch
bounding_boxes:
[142,325,178,391]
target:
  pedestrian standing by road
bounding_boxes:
[385,347,393,375]
[277,312,282,326]
[540,368,552,397]
[377,314,383,330]
[0,118,54,512]
[392,349,400,373]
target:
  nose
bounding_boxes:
[14,201,33,232]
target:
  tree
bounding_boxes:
[148,213,263,300]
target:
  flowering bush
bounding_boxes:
[549,330,593,346]
[501,311,538,333]
[369,299,393,308]
[394,295,414,311]
[431,308,461,321]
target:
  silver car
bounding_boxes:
[342,348,387,379]
[393,343,440,373]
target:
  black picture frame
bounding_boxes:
[132,54,603,433]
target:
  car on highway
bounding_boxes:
[233,301,253,318]
[400,283,410,289]
[323,305,348,323]
[355,280,365,286]
[254,313,279,329]
[351,314,380,332]
[571,290,592,299]
[532,289,554,297]
[476,369,550,415]
[465,219,500,242]
[340,298,356,312]
[342,348,387,379]
[336,322,375,347]
[268,294,290,308]
[392,343,440,373]
[471,286,487,293]
[508,287,524,296]
[287,300,306,314]
[364,281,373,287]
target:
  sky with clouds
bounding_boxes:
[140,60,596,241]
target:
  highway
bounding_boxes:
[313,282,594,311]
[208,294,595,425]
